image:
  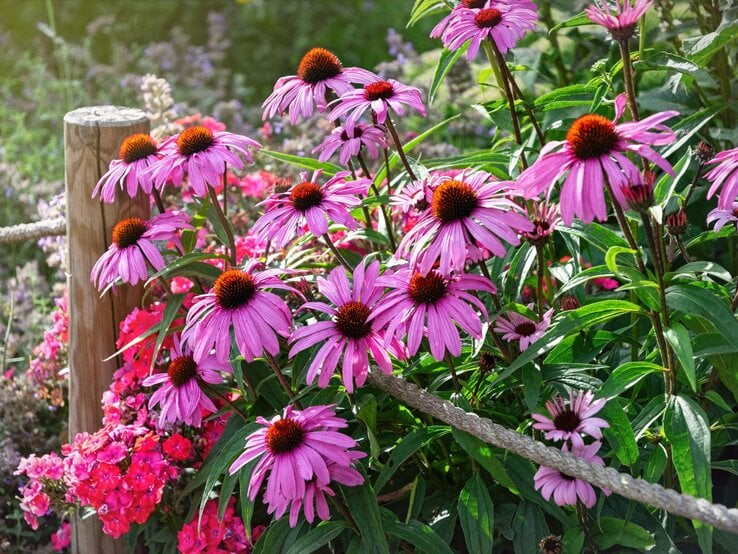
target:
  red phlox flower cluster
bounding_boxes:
[116,303,175,379]
[50,521,71,551]
[177,497,264,554]
[62,425,177,538]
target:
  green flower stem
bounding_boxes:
[322,233,354,272]
[264,352,302,409]
[152,187,166,214]
[357,151,397,251]
[482,38,528,168]
[618,39,640,121]
[384,116,418,182]
[207,184,237,268]
[444,353,462,395]
[199,381,250,422]
[536,245,546,320]
[501,60,546,145]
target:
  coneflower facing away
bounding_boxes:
[585,0,653,41]
[262,47,378,124]
[517,94,677,225]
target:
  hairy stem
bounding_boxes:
[322,233,354,272]
[385,117,418,182]
[618,40,640,121]
[265,353,302,408]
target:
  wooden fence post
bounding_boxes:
[64,106,150,554]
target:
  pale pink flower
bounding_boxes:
[93,133,160,202]
[705,146,738,210]
[494,307,554,352]
[313,123,388,166]
[707,203,738,231]
[329,78,426,129]
[534,442,611,508]
[585,0,653,40]
[532,390,609,448]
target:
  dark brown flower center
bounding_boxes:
[335,300,372,339]
[119,133,157,164]
[213,269,257,310]
[479,351,496,372]
[167,355,198,387]
[475,8,503,28]
[297,48,343,85]
[177,126,215,157]
[463,0,486,8]
[364,81,395,101]
[431,180,478,223]
[111,217,147,248]
[290,182,324,211]
[266,418,305,454]
[552,408,581,432]
[539,535,563,554]
[340,126,363,141]
[514,321,537,337]
[408,271,448,304]
[566,114,619,160]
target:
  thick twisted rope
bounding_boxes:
[0,218,66,245]
[367,370,738,534]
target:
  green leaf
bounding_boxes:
[148,293,185,372]
[598,361,666,400]
[260,149,343,175]
[428,45,468,106]
[664,323,696,392]
[559,221,629,253]
[374,426,451,492]
[684,8,738,66]
[384,519,453,554]
[502,300,646,376]
[549,12,593,32]
[664,395,713,553]
[601,400,638,466]
[457,473,494,554]
[253,519,306,554]
[407,0,448,27]
[512,502,550,553]
[452,429,517,493]
[533,84,598,109]
[666,283,738,345]
[343,479,389,554]
[285,521,349,554]
[592,517,656,550]
[145,251,225,284]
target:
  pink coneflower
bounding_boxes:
[707,203,738,231]
[372,267,496,361]
[531,389,609,448]
[146,126,261,198]
[585,0,653,41]
[91,212,191,291]
[705,147,738,210]
[182,260,295,363]
[268,456,365,527]
[395,170,533,275]
[312,123,388,166]
[431,1,538,59]
[329,78,426,129]
[228,405,365,512]
[289,261,406,393]
[494,307,554,351]
[93,133,160,203]
[142,336,231,428]
[252,170,371,250]
[534,442,611,508]
[517,94,677,225]
[262,47,378,125]
[521,202,561,246]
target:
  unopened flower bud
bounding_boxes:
[622,171,654,212]
[559,294,580,311]
[696,141,714,165]
[539,535,562,554]
[478,351,496,373]
[666,208,688,236]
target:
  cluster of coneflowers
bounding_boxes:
[22,0,738,539]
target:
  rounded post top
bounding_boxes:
[64,106,148,127]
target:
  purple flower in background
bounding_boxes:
[329,78,426,129]
[252,170,371,250]
[312,123,388,166]
[396,170,532,275]
[142,336,231,428]
[705,146,738,210]
[532,389,609,447]
[182,261,295,363]
[93,133,160,203]
[147,125,261,198]
[707,204,738,231]
[262,47,378,125]
[586,0,653,40]
[372,267,496,360]
[431,0,538,59]
[229,404,365,524]
[534,442,611,508]
[91,212,192,291]
[517,94,677,225]
[289,261,407,393]
[494,307,553,352]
